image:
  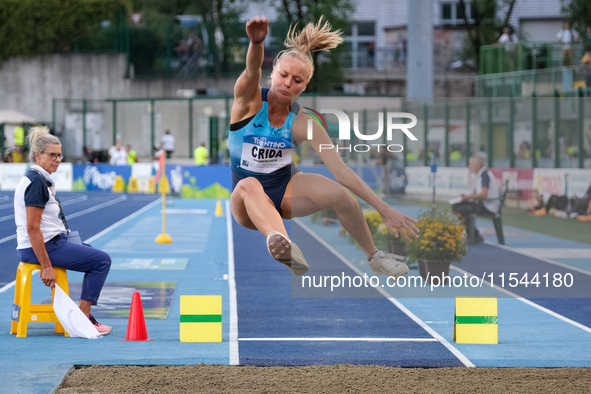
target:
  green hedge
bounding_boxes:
[0,0,131,62]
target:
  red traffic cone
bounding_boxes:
[121,291,154,341]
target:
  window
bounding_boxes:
[343,21,377,70]
[442,4,452,20]
[357,22,375,36]
[440,2,472,25]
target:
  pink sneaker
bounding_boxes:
[88,313,113,335]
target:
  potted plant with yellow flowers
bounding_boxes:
[405,205,467,283]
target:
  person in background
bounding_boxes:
[562,139,576,159]
[84,145,99,164]
[194,142,208,166]
[11,146,25,163]
[557,21,579,66]
[108,141,127,165]
[13,126,112,334]
[367,40,375,68]
[3,148,14,163]
[452,153,500,244]
[14,123,25,150]
[160,130,176,159]
[449,148,462,162]
[577,184,591,221]
[126,144,138,164]
[152,144,164,161]
[582,42,591,64]
[496,26,518,45]
[516,141,532,160]
[581,44,591,88]
[477,146,488,164]
[583,26,591,51]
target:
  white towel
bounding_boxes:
[53,284,102,339]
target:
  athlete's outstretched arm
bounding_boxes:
[292,111,420,241]
[232,17,268,122]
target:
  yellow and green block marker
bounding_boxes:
[180,295,222,342]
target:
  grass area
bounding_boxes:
[371,197,591,246]
[500,208,591,245]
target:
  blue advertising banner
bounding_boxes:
[69,163,397,196]
[73,164,132,191]
[164,164,232,197]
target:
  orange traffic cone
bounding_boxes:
[121,291,154,341]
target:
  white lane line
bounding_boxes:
[293,218,475,368]
[84,197,161,243]
[65,195,127,221]
[0,281,16,294]
[0,195,129,240]
[58,194,89,206]
[239,337,438,342]
[484,241,591,277]
[227,200,239,366]
[0,195,125,228]
[0,193,88,210]
[0,234,16,245]
[451,265,591,334]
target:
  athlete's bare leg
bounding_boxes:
[282,172,378,260]
[230,177,288,238]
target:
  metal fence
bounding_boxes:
[480,42,586,75]
[52,97,230,163]
[475,64,591,97]
[51,95,591,170]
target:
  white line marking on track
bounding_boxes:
[0,281,16,294]
[451,265,591,334]
[0,195,127,235]
[484,241,591,277]
[0,215,14,223]
[239,337,438,342]
[227,200,239,366]
[0,193,88,210]
[0,234,16,245]
[65,195,127,221]
[84,198,161,243]
[293,218,475,368]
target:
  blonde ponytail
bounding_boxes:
[28,126,60,163]
[275,16,344,81]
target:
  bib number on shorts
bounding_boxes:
[240,135,293,174]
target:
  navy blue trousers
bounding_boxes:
[17,233,111,305]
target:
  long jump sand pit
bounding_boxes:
[54,364,591,393]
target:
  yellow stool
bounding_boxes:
[10,262,70,338]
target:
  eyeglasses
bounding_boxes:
[41,152,64,160]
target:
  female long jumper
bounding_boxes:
[229,16,419,278]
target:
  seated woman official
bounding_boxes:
[14,126,113,335]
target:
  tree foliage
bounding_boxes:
[0,0,131,62]
[561,0,591,34]
[458,0,517,66]
[128,0,247,76]
[269,0,355,93]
